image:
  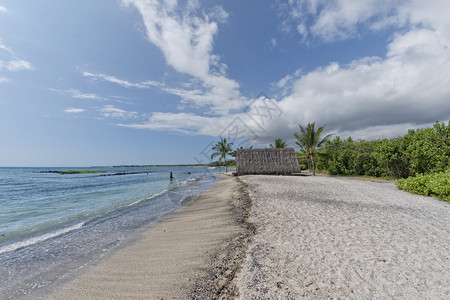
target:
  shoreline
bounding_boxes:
[46,174,253,299]
[14,173,449,299]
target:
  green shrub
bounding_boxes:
[315,121,450,180]
[396,169,450,202]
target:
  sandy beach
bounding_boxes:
[43,174,450,299]
[47,174,251,299]
[234,175,450,299]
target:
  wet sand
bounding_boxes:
[48,174,250,299]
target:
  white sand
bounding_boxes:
[235,175,450,299]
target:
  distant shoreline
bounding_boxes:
[112,164,210,167]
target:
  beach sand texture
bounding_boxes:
[235,175,450,299]
[48,174,246,300]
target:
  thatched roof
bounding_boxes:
[236,148,300,175]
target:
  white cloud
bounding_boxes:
[121,112,227,135]
[229,0,446,140]
[99,105,138,119]
[65,108,86,113]
[84,71,245,114]
[208,6,229,23]
[117,0,450,144]
[0,41,33,78]
[83,72,162,89]
[296,23,308,41]
[0,59,33,71]
[281,0,405,42]
[120,96,284,143]
[0,76,9,84]
[121,0,244,114]
[50,88,106,101]
[122,0,217,78]
[0,41,13,54]
[0,6,7,13]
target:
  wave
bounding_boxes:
[125,190,168,208]
[0,222,84,255]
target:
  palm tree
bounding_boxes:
[269,138,288,148]
[293,122,333,176]
[211,138,233,172]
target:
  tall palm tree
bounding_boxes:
[211,138,233,172]
[293,122,333,176]
[269,138,288,148]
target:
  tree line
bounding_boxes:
[314,121,450,179]
[210,121,449,201]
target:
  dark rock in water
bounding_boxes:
[39,170,107,175]
[101,171,151,176]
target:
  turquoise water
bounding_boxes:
[0,166,225,298]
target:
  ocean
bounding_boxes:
[0,166,226,299]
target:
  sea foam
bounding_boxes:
[0,222,84,255]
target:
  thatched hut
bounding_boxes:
[236,148,301,175]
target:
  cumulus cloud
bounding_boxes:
[121,95,284,144]
[0,6,7,13]
[121,0,245,114]
[281,0,405,42]
[118,0,450,144]
[262,0,450,140]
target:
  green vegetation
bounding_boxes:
[294,122,334,176]
[211,121,449,201]
[396,169,450,202]
[211,138,234,173]
[269,138,288,148]
[312,121,450,201]
[209,159,235,168]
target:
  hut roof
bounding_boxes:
[236,148,300,175]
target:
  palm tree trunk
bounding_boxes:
[225,157,228,173]
[311,155,315,176]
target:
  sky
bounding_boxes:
[1,0,449,167]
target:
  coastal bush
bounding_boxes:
[295,121,450,200]
[316,137,384,177]
[315,121,450,180]
[403,122,450,175]
[396,169,450,202]
[378,137,410,179]
[296,151,310,170]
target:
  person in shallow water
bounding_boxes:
[170,172,173,180]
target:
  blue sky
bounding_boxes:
[1,0,449,167]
